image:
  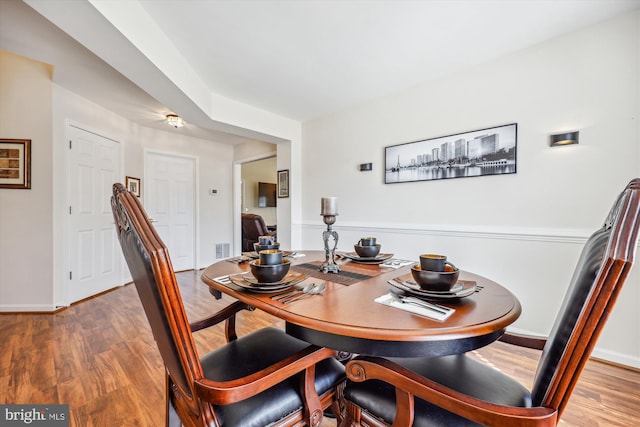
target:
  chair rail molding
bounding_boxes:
[300,221,594,245]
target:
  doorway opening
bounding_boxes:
[240,156,278,252]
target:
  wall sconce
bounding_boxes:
[166,114,185,128]
[550,131,579,147]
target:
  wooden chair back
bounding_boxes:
[111,183,212,423]
[341,178,640,427]
[532,178,640,416]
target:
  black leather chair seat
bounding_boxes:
[345,354,532,427]
[201,327,345,427]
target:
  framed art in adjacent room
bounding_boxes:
[126,176,141,197]
[385,123,517,184]
[0,138,31,189]
[277,169,289,198]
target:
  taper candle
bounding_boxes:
[321,197,338,215]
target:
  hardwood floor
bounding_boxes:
[1,269,638,426]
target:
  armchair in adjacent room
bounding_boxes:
[242,213,276,252]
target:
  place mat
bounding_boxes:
[291,262,376,286]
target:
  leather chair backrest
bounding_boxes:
[531,179,640,414]
[242,213,273,251]
[242,213,270,238]
[111,183,203,402]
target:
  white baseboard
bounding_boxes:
[507,327,639,368]
[0,304,58,312]
[591,348,640,369]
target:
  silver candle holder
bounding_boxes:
[320,197,340,274]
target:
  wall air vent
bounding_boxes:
[215,243,230,259]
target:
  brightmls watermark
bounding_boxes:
[1,405,68,426]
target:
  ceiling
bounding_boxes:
[3,0,639,144]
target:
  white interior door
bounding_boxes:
[144,152,195,271]
[68,125,121,303]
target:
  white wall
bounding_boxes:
[234,139,278,162]
[135,127,235,269]
[1,51,291,311]
[50,86,235,305]
[1,51,260,310]
[300,10,640,367]
[0,51,54,311]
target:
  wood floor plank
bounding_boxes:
[1,269,638,426]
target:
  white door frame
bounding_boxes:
[144,148,199,270]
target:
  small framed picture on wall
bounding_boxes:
[277,169,289,198]
[126,176,141,197]
[0,138,31,189]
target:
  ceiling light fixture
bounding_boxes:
[166,114,184,128]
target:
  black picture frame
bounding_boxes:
[126,176,141,197]
[277,169,289,198]
[384,123,517,184]
[0,138,31,189]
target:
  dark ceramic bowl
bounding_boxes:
[254,242,280,252]
[259,249,283,265]
[411,264,460,292]
[249,259,291,283]
[354,243,381,258]
[359,237,377,246]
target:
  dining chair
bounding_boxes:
[111,183,345,427]
[340,178,640,427]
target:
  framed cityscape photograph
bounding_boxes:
[0,138,31,189]
[385,123,517,184]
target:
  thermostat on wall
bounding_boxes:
[359,163,373,171]
[209,188,219,196]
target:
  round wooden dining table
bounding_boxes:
[201,250,521,357]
